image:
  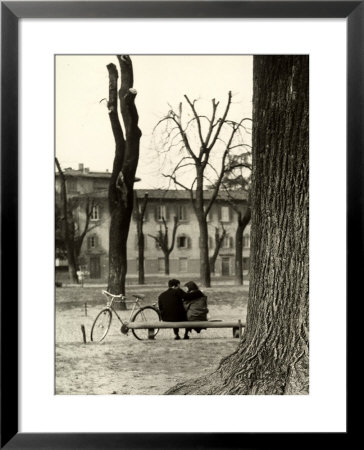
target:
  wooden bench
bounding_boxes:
[126,320,245,339]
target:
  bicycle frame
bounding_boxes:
[91,290,161,342]
[102,290,143,326]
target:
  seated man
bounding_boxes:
[158,279,187,340]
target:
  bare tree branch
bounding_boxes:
[205,98,219,147]
[184,95,205,149]
[207,91,232,151]
[162,174,191,191]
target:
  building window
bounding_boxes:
[179,258,188,273]
[156,205,167,221]
[91,205,100,221]
[220,206,230,222]
[177,235,189,249]
[177,204,187,221]
[243,234,250,248]
[67,179,77,193]
[88,236,98,249]
[158,257,165,273]
[222,235,233,249]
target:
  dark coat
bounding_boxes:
[158,288,187,322]
[182,289,209,321]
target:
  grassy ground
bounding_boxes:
[56,285,248,395]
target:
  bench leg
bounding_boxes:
[148,328,155,340]
[233,321,243,339]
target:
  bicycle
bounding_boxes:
[90,290,161,342]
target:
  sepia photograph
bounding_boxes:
[55,54,309,396]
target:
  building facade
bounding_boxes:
[55,164,251,281]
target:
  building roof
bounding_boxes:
[58,169,110,179]
[135,189,248,201]
[72,188,247,202]
[56,167,248,201]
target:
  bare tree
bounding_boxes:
[133,192,148,285]
[148,216,179,275]
[209,223,226,274]
[166,55,309,395]
[106,56,141,297]
[55,158,95,283]
[221,161,252,284]
[155,93,251,287]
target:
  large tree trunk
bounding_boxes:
[166,55,309,395]
[107,56,141,299]
[235,207,251,285]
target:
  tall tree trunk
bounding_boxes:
[137,232,145,285]
[198,218,211,287]
[107,56,141,300]
[166,55,309,395]
[134,192,148,285]
[164,254,170,276]
[235,207,251,285]
[209,226,226,275]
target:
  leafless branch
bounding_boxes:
[207,91,232,151]
[162,174,191,191]
[184,95,205,149]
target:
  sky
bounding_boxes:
[56,55,253,189]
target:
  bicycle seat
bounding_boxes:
[132,294,145,299]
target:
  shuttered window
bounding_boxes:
[222,236,234,249]
[177,235,191,249]
[156,205,167,221]
[88,236,98,249]
[91,205,100,221]
[220,206,231,222]
[178,204,187,221]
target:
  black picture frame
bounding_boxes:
[1,1,356,448]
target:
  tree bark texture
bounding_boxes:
[166,55,309,395]
[107,56,141,296]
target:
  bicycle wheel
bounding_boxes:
[131,306,161,340]
[90,308,112,342]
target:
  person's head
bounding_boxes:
[168,279,180,289]
[184,281,199,292]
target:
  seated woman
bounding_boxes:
[181,281,209,339]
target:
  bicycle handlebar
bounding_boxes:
[102,290,146,303]
[102,290,124,299]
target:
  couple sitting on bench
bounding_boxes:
[158,279,209,340]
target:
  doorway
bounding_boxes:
[221,257,230,276]
[89,256,101,279]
